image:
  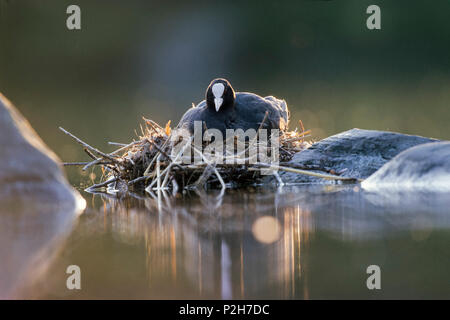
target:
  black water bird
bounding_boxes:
[177,79,289,136]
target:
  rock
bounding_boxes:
[277,128,438,183]
[0,93,80,202]
[362,142,450,191]
[0,93,85,298]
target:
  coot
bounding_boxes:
[177,78,289,136]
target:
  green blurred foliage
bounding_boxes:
[1,0,449,180]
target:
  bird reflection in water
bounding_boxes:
[140,188,312,299]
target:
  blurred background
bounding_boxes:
[1,0,450,176]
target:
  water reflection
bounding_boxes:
[30,185,450,299]
[100,189,313,299]
[0,194,85,298]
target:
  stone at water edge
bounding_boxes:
[362,141,450,191]
[0,92,85,298]
[275,128,438,184]
[0,92,82,203]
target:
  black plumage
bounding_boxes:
[177,78,289,136]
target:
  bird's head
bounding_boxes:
[206,78,236,112]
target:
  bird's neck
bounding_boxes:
[208,101,234,113]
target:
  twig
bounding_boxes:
[128,176,149,186]
[84,148,98,160]
[59,127,116,161]
[278,162,339,175]
[146,138,171,160]
[258,111,269,131]
[63,162,93,166]
[250,163,363,182]
[143,135,172,176]
[187,164,215,190]
[82,140,140,171]
[192,146,226,190]
[146,136,193,189]
[108,142,128,146]
[85,177,119,191]
[143,116,165,133]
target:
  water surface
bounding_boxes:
[24,185,450,299]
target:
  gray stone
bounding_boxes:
[0,93,84,298]
[277,128,438,183]
[362,141,450,191]
[0,93,79,201]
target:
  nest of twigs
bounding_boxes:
[61,117,358,194]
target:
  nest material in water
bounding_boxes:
[61,117,359,194]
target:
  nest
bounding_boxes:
[61,117,359,194]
